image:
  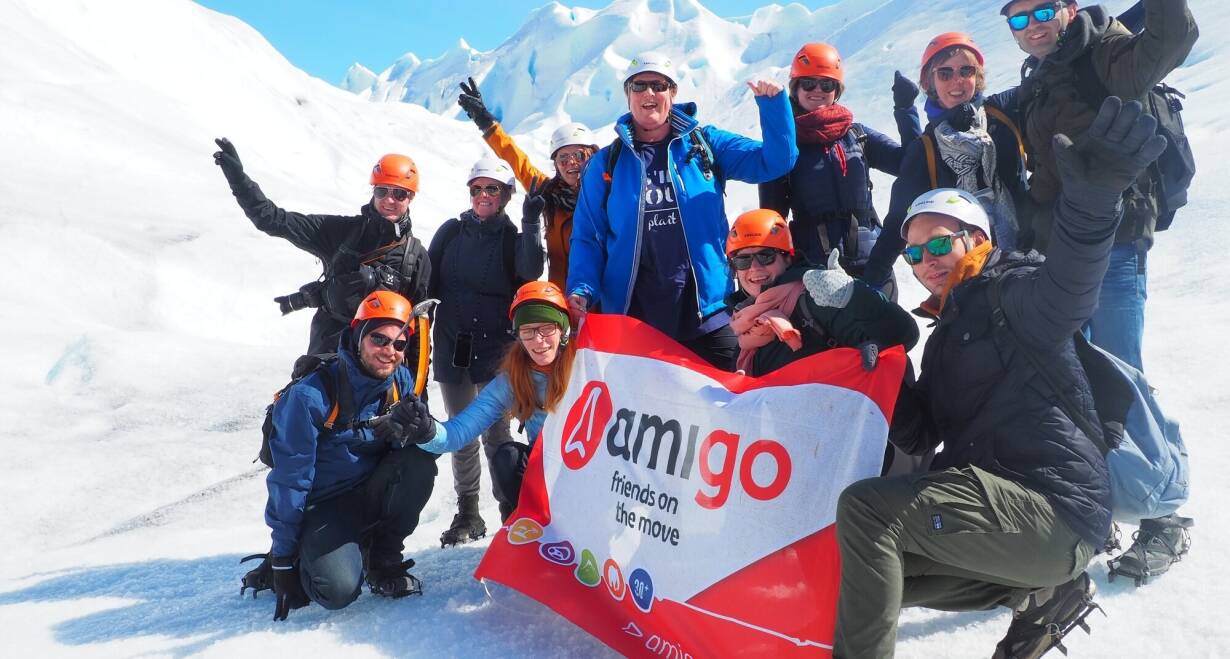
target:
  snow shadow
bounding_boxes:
[0,547,613,657]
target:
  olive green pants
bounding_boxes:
[833,466,1096,658]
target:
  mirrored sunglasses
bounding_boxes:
[902,231,969,265]
[470,184,504,197]
[729,250,782,271]
[935,65,979,82]
[366,332,409,351]
[554,150,590,164]
[797,77,839,93]
[373,186,411,201]
[1007,2,1063,31]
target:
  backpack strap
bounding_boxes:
[920,133,939,189]
[601,137,623,213]
[985,105,1029,170]
[986,274,1112,454]
[323,360,355,431]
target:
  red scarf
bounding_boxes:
[795,103,855,175]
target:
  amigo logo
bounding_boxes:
[560,381,613,470]
[558,381,793,510]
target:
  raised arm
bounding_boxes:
[1005,98,1167,348]
[1098,0,1199,100]
[705,86,798,183]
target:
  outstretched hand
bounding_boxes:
[457,76,495,131]
[747,80,783,97]
[1052,97,1168,202]
[523,177,548,225]
[213,137,245,185]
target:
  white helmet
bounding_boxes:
[549,123,597,158]
[625,52,677,86]
[900,188,991,240]
[466,157,515,187]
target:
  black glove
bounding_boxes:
[523,177,548,226]
[457,77,496,132]
[374,397,435,448]
[892,70,919,109]
[213,137,246,186]
[947,102,977,132]
[271,555,309,621]
[1053,97,1167,213]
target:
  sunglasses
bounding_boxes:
[470,184,504,197]
[729,250,782,271]
[554,150,589,164]
[902,231,969,265]
[1006,2,1064,31]
[797,77,840,93]
[367,332,409,351]
[373,186,411,202]
[627,79,674,93]
[934,65,979,82]
[517,324,561,340]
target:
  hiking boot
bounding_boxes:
[366,558,422,598]
[1107,514,1193,586]
[992,572,1103,659]
[239,553,273,598]
[440,494,486,547]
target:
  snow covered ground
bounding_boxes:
[0,0,1227,656]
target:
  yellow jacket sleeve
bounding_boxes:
[483,123,550,191]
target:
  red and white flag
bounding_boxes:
[475,313,906,657]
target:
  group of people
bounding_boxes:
[217,0,1199,656]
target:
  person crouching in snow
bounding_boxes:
[724,208,922,475]
[254,291,439,621]
[379,282,576,523]
[832,98,1165,658]
[456,76,597,289]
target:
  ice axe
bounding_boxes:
[411,298,439,397]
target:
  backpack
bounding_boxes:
[256,354,400,468]
[599,128,723,212]
[1071,51,1195,231]
[323,221,424,323]
[987,275,1189,521]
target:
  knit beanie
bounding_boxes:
[512,303,569,335]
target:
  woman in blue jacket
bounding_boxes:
[399,282,577,522]
[566,52,797,371]
[862,32,1032,290]
[759,43,922,281]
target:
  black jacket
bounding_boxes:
[889,200,1117,545]
[228,177,431,357]
[862,92,1032,288]
[726,261,919,378]
[428,209,544,384]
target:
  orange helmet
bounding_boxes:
[920,32,985,77]
[727,209,793,256]
[790,43,843,83]
[508,281,569,320]
[351,290,414,331]
[370,154,420,193]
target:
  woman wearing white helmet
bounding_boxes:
[426,156,544,548]
[458,77,598,288]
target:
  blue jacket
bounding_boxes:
[567,95,797,319]
[264,338,414,558]
[419,370,548,454]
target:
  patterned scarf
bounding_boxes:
[933,106,1019,251]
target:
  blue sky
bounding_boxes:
[195,1,838,84]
